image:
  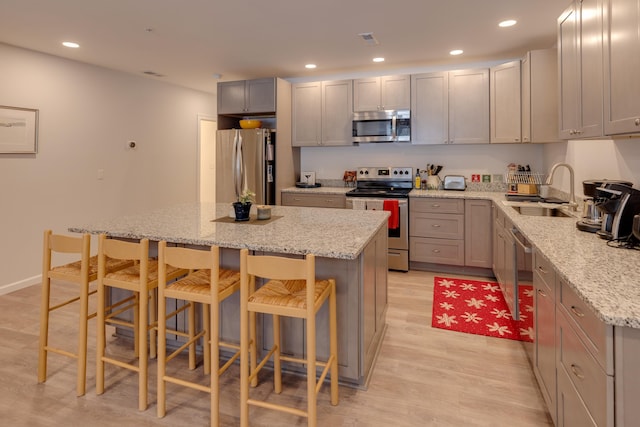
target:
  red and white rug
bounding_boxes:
[431,276,533,342]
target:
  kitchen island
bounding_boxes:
[70,202,389,388]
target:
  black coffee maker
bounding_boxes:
[577,180,632,233]
[595,183,640,240]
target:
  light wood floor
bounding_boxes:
[0,270,553,426]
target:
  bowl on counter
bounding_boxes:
[239,119,261,129]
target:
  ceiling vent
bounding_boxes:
[358,32,379,46]
[142,71,164,77]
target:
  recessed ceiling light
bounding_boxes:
[373,57,385,63]
[62,41,80,48]
[499,20,517,27]
[449,49,463,56]
[305,64,317,69]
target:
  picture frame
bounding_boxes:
[0,106,39,154]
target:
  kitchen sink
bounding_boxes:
[511,205,573,218]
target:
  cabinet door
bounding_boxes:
[604,0,640,135]
[217,80,247,114]
[380,75,411,110]
[292,82,321,147]
[353,77,381,111]
[491,60,522,143]
[533,268,557,424]
[524,49,560,143]
[411,72,449,144]
[464,199,492,268]
[322,79,353,146]
[245,78,276,113]
[449,68,490,144]
[558,0,604,139]
[579,0,604,138]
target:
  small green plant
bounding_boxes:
[237,189,255,205]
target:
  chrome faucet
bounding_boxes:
[545,162,578,211]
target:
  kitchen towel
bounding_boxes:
[366,200,383,211]
[351,199,366,210]
[383,200,399,229]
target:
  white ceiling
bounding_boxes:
[0,0,568,95]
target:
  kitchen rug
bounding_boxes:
[431,276,533,342]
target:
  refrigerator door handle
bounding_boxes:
[233,129,243,199]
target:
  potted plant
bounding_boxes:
[233,189,255,221]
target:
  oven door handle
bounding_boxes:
[509,227,532,253]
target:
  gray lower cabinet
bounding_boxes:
[410,197,492,269]
[281,192,346,209]
[533,251,557,425]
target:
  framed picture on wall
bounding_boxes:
[0,106,39,154]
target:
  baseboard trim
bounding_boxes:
[0,275,40,296]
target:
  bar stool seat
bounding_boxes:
[156,242,241,426]
[239,249,339,427]
[38,230,132,396]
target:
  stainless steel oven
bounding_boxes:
[345,166,413,271]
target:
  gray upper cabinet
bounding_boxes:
[217,78,276,115]
[557,0,604,139]
[490,60,522,143]
[522,49,560,143]
[603,0,640,135]
[353,75,410,112]
[449,68,490,144]
[411,72,449,145]
[411,69,489,145]
[292,79,353,147]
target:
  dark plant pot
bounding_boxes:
[233,202,252,221]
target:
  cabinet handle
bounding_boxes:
[570,305,585,318]
[431,224,441,228]
[537,289,547,298]
[635,118,640,126]
[432,204,440,208]
[432,249,441,253]
[537,265,548,274]
[570,363,585,380]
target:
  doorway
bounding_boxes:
[198,115,216,203]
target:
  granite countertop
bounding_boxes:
[70,202,388,260]
[287,185,640,328]
[410,188,640,329]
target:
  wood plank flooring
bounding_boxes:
[0,270,553,426]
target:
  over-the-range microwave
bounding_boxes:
[352,109,411,143]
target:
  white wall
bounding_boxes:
[301,143,544,181]
[0,43,215,294]
[543,139,640,197]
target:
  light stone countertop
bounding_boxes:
[285,186,640,328]
[411,189,640,329]
[70,202,388,261]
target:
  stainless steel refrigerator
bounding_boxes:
[215,128,275,205]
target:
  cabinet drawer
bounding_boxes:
[556,358,599,427]
[493,202,505,228]
[558,278,613,374]
[556,307,614,427]
[410,213,464,239]
[411,198,464,214]
[533,251,555,294]
[281,193,345,209]
[410,237,465,265]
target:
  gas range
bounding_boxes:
[346,167,414,198]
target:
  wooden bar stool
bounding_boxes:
[156,242,241,426]
[95,234,186,411]
[38,230,132,396]
[239,249,339,427]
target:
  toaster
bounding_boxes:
[443,175,466,191]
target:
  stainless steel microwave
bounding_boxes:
[352,109,411,143]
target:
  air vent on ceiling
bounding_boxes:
[358,32,379,46]
[142,71,164,77]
